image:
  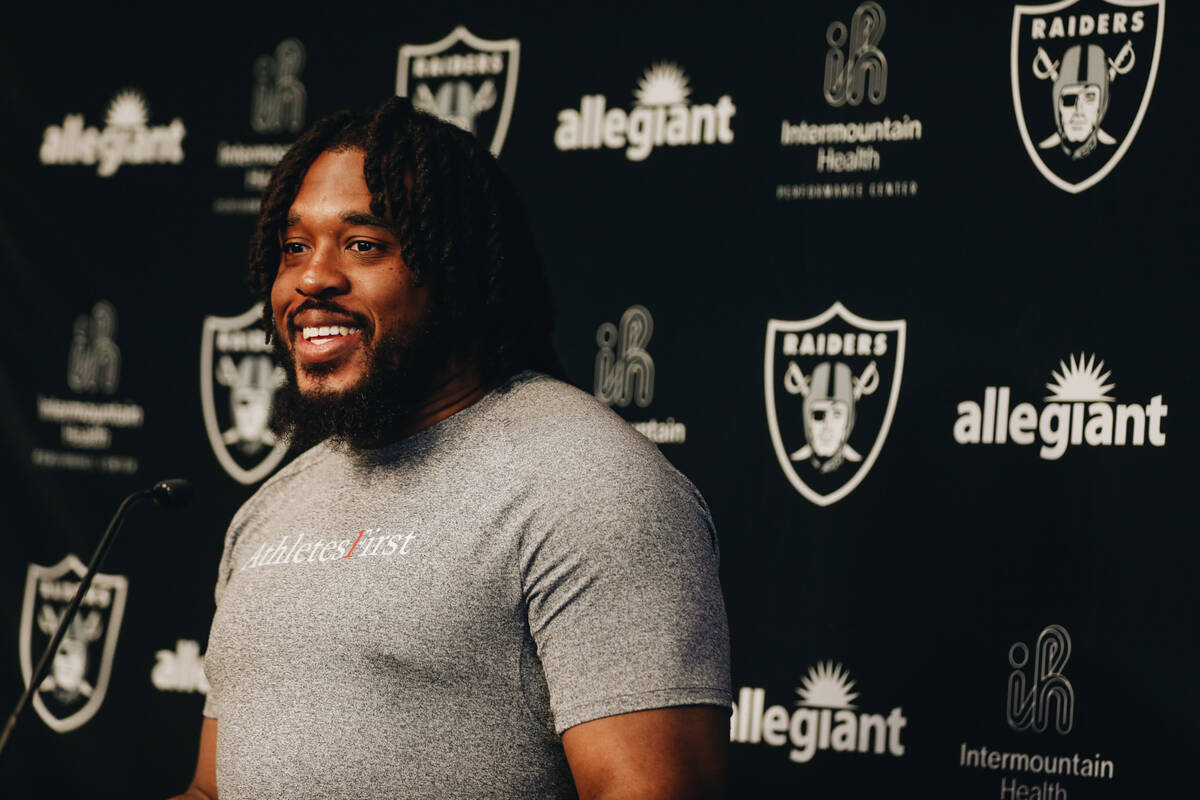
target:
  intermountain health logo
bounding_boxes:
[201,304,288,484]
[822,1,889,107]
[213,38,307,216]
[1007,624,1074,735]
[555,62,736,161]
[33,300,144,475]
[1011,0,1164,193]
[731,662,907,764]
[593,305,685,444]
[19,555,129,732]
[40,89,185,177]
[778,2,924,201]
[959,624,1116,796]
[765,303,905,506]
[953,353,1167,459]
[397,26,520,157]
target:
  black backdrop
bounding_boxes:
[2,3,1196,796]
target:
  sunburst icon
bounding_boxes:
[633,62,692,107]
[795,661,859,709]
[1044,353,1116,402]
[105,90,149,129]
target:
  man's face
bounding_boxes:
[270,148,431,398]
[1058,84,1102,143]
[807,399,850,457]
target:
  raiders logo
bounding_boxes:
[1011,0,1163,193]
[765,303,906,506]
[200,304,288,485]
[19,555,128,732]
[396,26,520,156]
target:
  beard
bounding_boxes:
[269,298,452,452]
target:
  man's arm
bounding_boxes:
[561,705,727,800]
[168,716,218,800]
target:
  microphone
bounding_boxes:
[0,478,194,759]
[152,478,194,508]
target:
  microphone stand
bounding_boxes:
[0,480,191,760]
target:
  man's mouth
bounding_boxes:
[294,324,364,365]
[301,325,363,343]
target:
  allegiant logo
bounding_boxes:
[240,530,416,570]
[730,663,907,765]
[953,354,1166,460]
[554,62,735,162]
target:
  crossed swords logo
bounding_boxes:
[412,80,497,136]
[1032,39,1135,150]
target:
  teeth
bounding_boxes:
[301,326,362,341]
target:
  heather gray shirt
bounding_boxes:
[202,372,730,799]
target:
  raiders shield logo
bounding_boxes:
[200,304,288,485]
[1011,0,1163,193]
[765,303,906,506]
[19,555,128,732]
[396,26,520,156]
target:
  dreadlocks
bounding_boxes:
[248,96,560,384]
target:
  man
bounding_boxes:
[174,98,731,799]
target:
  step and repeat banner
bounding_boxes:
[1,3,1196,796]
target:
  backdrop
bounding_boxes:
[2,3,1196,796]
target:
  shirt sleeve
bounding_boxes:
[519,453,731,734]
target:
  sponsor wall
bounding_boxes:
[1,3,1196,796]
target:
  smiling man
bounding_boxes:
[173,98,730,800]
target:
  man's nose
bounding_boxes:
[296,244,350,297]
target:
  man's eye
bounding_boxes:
[282,242,306,254]
[350,241,378,253]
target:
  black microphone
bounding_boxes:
[0,478,194,759]
[152,478,194,508]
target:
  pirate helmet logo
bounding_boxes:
[765,303,906,506]
[1011,0,1163,193]
[1044,43,1116,159]
[396,26,520,157]
[201,304,288,484]
[19,555,128,732]
[789,360,880,472]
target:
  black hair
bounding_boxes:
[248,96,560,384]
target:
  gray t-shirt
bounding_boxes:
[202,372,730,799]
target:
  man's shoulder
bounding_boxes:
[495,373,663,457]
[496,372,627,426]
[489,372,694,495]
